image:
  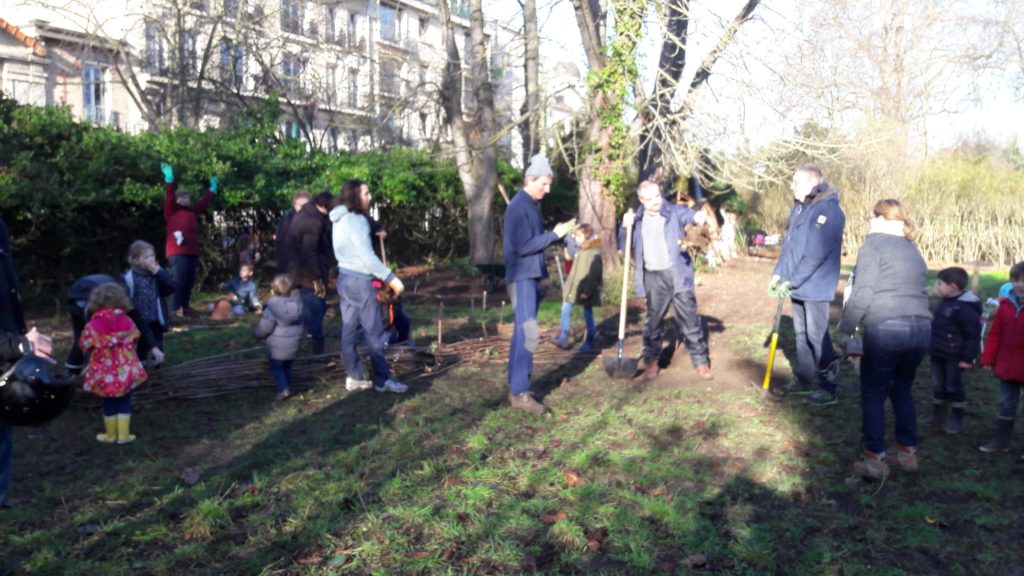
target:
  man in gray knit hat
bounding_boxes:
[503,154,578,414]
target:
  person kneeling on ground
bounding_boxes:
[217,262,261,316]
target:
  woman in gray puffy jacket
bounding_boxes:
[254,274,305,400]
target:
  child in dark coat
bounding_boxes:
[124,240,176,364]
[978,262,1024,457]
[930,267,982,434]
[254,274,305,401]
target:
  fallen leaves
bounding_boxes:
[585,527,609,551]
[563,469,588,487]
[538,511,568,524]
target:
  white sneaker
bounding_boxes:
[375,379,408,394]
[345,376,373,391]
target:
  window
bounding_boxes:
[327,126,339,152]
[450,0,469,19]
[82,65,107,125]
[181,31,198,78]
[282,53,302,93]
[189,0,209,12]
[144,22,165,73]
[380,60,399,95]
[348,67,358,108]
[418,17,428,38]
[379,4,397,42]
[348,13,358,48]
[326,64,336,105]
[283,120,301,140]
[347,128,359,152]
[324,7,336,42]
[220,38,244,90]
[281,0,303,34]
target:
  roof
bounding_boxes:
[0,17,47,57]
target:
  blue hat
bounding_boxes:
[999,282,1012,298]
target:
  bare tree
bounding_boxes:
[518,0,540,167]
[439,0,499,264]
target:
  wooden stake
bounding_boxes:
[483,290,488,311]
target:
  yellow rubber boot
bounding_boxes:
[96,416,117,443]
[116,414,137,445]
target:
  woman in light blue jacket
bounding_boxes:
[330,180,408,394]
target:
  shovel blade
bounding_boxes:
[603,354,640,378]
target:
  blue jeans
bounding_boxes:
[508,279,541,395]
[997,379,1024,421]
[0,423,11,503]
[102,393,132,416]
[297,287,326,343]
[559,302,595,338]
[169,255,198,312]
[930,356,966,403]
[339,272,391,387]
[268,359,293,393]
[791,298,838,393]
[860,316,931,454]
[642,269,708,366]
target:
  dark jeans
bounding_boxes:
[860,316,931,455]
[102,393,132,416]
[339,272,391,387]
[67,306,88,371]
[268,359,293,393]
[642,269,708,366]
[508,279,541,395]
[997,379,1024,421]
[169,255,198,312]
[930,356,966,404]
[297,287,326,343]
[791,298,838,393]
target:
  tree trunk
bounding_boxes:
[439,0,499,265]
[519,0,540,167]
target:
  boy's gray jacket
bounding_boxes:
[253,295,304,360]
[329,205,394,281]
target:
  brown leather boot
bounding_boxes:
[643,360,660,380]
[508,392,545,415]
[695,364,714,380]
[853,451,889,480]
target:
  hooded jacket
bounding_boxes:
[563,238,602,305]
[979,293,1024,382]
[253,295,305,361]
[287,203,332,289]
[630,198,699,297]
[773,183,846,302]
[930,290,982,362]
[329,205,394,281]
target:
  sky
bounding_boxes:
[483,0,1024,154]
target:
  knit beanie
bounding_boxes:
[524,154,553,178]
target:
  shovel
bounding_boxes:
[604,212,639,378]
[761,295,785,391]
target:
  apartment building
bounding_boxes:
[2,0,528,155]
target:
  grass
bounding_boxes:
[2,263,1023,574]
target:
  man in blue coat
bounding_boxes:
[769,163,846,405]
[503,154,577,414]
[623,180,713,381]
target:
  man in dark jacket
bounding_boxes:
[287,191,333,354]
[275,191,312,274]
[0,216,56,507]
[623,180,713,381]
[503,154,577,414]
[769,163,846,405]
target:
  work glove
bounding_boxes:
[767,274,781,297]
[209,176,219,194]
[553,218,579,239]
[776,281,792,299]
[388,277,405,296]
[160,162,174,183]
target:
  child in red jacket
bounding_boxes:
[80,283,148,445]
[978,261,1024,457]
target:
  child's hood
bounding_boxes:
[957,290,981,307]
[266,295,303,323]
[579,237,602,251]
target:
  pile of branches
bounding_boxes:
[135,330,593,402]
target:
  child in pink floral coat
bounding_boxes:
[80,283,147,444]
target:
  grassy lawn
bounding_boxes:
[2,259,1022,574]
